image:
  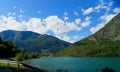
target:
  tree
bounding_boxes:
[0,37,2,44]
[0,44,7,57]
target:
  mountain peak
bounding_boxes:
[0,30,71,53]
[57,13,120,56]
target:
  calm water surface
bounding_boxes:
[24,57,120,72]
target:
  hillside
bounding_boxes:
[0,30,70,53]
[57,13,120,56]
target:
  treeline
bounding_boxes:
[0,37,40,61]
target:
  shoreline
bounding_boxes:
[0,60,45,72]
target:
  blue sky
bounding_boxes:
[0,0,120,43]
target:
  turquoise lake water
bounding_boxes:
[24,57,120,72]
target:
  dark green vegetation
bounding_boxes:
[57,13,120,56]
[0,30,70,54]
[0,37,23,58]
[0,37,40,61]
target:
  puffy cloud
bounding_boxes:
[0,15,24,32]
[81,16,91,27]
[44,16,81,35]
[75,18,81,25]
[23,18,47,34]
[83,7,93,15]
[113,8,120,14]
[62,34,71,42]
[44,16,65,35]
[81,21,91,27]
[65,22,81,32]
[63,16,68,21]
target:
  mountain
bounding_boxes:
[0,30,70,53]
[57,13,120,57]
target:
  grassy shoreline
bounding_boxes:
[0,63,33,72]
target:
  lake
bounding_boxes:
[24,57,120,72]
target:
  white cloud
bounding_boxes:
[23,18,47,34]
[63,16,68,21]
[65,22,81,32]
[80,0,114,16]
[94,0,104,10]
[82,0,113,14]
[18,15,23,18]
[62,34,71,42]
[90,23,104,33]
[56,35,73,43]
[44,16,65,35]
[63,12,69,21]
[44,16,81,35]
[90,14,116,33]
[95,5,102,10]
[8,12,16,16]
[73,11,79,16]
[81,16,91,27]
[83,7,93,15]
[75,18,81,25]
[85,16,91,21]
[113,8,120,14]
[100,14,115,24]
[81,21,91,27]
[0,15,24,32]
